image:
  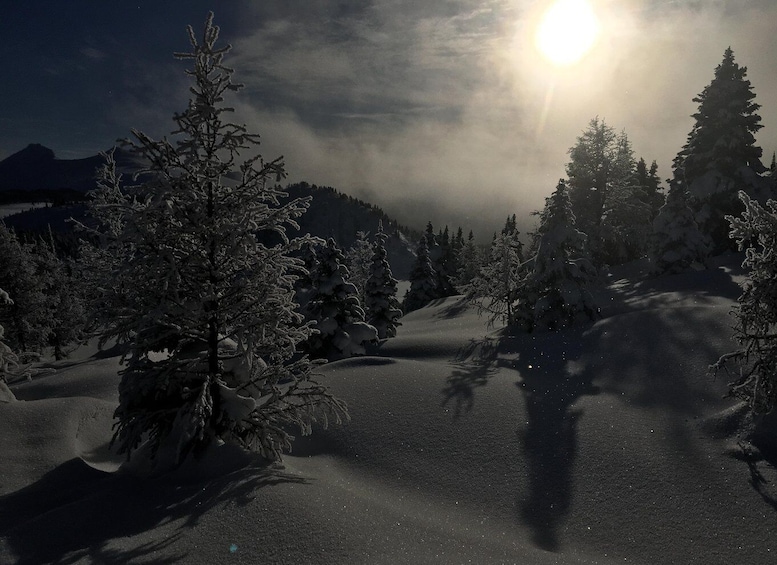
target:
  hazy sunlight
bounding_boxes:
[535,0,600,66]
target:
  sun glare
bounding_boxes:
[535,0,600,66]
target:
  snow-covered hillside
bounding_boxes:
[1,255,775,564]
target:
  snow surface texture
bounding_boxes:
[2,255,776,564]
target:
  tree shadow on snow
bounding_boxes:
[445,325,600,552]
[731,440,777,513]
[0,455,307,564]
[441,338,501,419]
[599,260,745,318]
[507,327,600,552]
[431,295,470,319]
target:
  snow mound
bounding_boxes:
[0,396,120,495]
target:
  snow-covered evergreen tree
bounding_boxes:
[403,235,439,312]
[435,225,458,296]
[675,47,768,252]
[634,158,665,221]
[599,181,652,265]
[345,231,372,307]
[467,226,525,326]
[422,222,456,298]
[651,172,711,275]
[452,226,465,262]
[293,239,323,313]
[566,119,636,262]
[712,191,777,415]
[365,222,402,339]
[304,238,378,359]
[517,180,599,331]
[34,231,86,360]
[455,230,483,290]
[82,14,346,467]
[0,223,50,360]
[0,287,21,401]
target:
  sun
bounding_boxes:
[535,0,600,66]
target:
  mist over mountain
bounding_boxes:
[0,145,419,279]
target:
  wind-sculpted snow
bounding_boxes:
[1,256,776,564]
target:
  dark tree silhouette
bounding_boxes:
[674,47,768,251]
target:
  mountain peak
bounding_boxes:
[4,143,56,165]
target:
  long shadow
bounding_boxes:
[731,440,777,513]
[509,328,599,552]
[0,456,307,564]
[443,326,599,551]
[728,409,777,512]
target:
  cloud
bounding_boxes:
[223,1,558,236]
[80,46,108,61]
[229,1,509,124]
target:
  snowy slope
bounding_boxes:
[1,256,776,564]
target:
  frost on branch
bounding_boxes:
[467,226,525,327]
[712,191,777,416]
[84,13,347,469]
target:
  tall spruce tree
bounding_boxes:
[365,222,402,339]
[403,235,438,312]
[566,117,618,245]
[455,230,482,289]
[345,231,372,307]
[634,158,665,221]
[599,161,653,267]
[566,118,647,265]
[452,226,465,257]
[436,225,458,295]
[674,47,767,251]
[517,180,599,331]
[84,14,346,467]
[423,222,455,297]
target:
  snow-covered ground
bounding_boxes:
[2,255,776,564]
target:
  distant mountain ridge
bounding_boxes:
[0,144,142,203]
[0,145,418,279]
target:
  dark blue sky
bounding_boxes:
[3,1,776,236]
[2,2,251,158]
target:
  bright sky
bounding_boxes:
[2,1,776,238]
